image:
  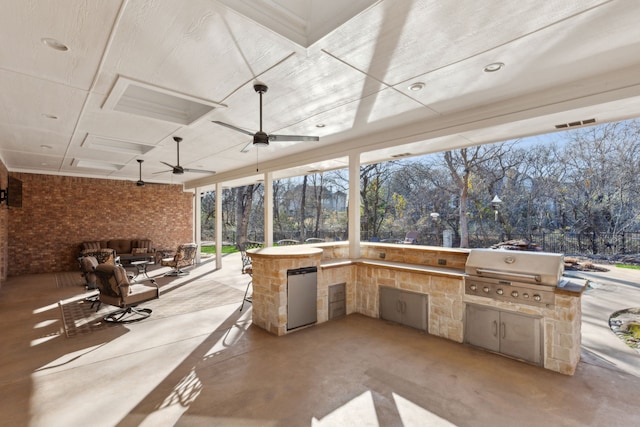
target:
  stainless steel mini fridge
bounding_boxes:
[287,266,317,330]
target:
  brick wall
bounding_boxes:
[7,173,193,276]
[0,161,7,283]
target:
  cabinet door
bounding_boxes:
[379,287,402,323]
[500,311,542,364]
[401,291,427,331]
[465,305,500,352]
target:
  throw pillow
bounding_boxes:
[132,247,148,255]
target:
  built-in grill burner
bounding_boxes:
[465,249,566,308]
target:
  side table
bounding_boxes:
[129,260,153,281]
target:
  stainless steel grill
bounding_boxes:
[465,249,565,308]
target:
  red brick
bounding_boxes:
[5,172,193,276]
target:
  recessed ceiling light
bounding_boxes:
[483,62,505,73]
[40,145,53,150]
[316,124,326,128]
[41,38,69,52]
[41,162,48,166]
[408,82,425,91]
[42,113,58,120]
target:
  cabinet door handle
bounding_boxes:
[396,300,402,313]
[402,301,407,313]
[492,320,498,337]
[501,322,506,339]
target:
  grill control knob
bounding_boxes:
[496,288,504,295]
[533,294,542,302]
[483,287,490,293]
[470,284,477,291]
[511,291,519,298]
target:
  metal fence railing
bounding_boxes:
[399,231,640,255]
[206,230,640,255]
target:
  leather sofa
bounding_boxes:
[80,239,154,263]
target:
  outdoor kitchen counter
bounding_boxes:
[555,276,589,295]
[248,246,323,336]
[321,258,466,278]
[248,245,323,258]
[248,244,468,337]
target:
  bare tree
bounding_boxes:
[360,162,395,240]
[443,143,516,247]
[235,185,255,245]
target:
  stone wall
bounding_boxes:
[7,173,193,275]
[251,251,322,335]
[354,264,465,342]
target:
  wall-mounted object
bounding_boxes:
[1,176,23,207]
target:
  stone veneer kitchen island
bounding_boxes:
[248,242,585,375]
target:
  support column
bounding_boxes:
[194,189,201,264]
[264,171,273,247]
[348,152,360,259]
[215,183,223,270]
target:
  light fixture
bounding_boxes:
[41,38,69,52]
[316,123,326,128]
[40,145,52,150]
[408,82,425,91]
[491,195,502,221]
[483,62,504,73]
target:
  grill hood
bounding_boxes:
[465,249,564,286]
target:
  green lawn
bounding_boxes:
[615,263,640,270]
[201,245,238,254]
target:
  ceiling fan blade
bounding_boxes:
[160,161,176,169]
[212,121,254,137]
[240,140,254,153]
[269,134,320,142]
[152,169,172,175]
[182,168,217,174]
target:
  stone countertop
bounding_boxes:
[320,258,466,278]
[248,246,323,258]
[556,277,589,295]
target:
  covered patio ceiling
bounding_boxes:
[1,1,640,190]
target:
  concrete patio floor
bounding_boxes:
[0,254,639,426]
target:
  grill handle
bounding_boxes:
[475,268,542,283]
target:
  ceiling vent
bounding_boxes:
[555,118,596,129]
[103,76,225,125]
[72,158,125,171]
[82,134,155,155]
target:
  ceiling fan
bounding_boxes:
[157,136,216,175]
[212,82,319,153]
[136,159,146,186]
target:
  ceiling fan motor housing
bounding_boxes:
[253,131,270,146]
[253,83,268,94]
